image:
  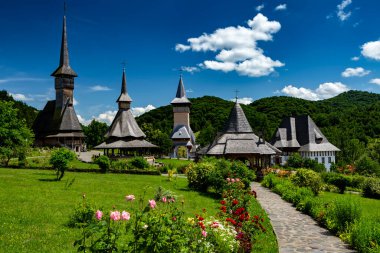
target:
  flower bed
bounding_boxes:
[71,179,275,252]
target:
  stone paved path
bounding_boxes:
[251,182,355,253]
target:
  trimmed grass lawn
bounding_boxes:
[0,168,278,252]
[155,158,193,168]
[317,191,380,220]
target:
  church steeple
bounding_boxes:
[171,74,191,105]
[51,15,77,77]
[116,68,132,109]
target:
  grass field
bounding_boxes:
[0,168,277,252]
[317,191,380,220]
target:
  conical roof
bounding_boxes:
[171,75,191,104]
[51,16,77,77]
[224,102,253,133]
[116,69,132,102]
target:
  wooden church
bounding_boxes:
[32,14,84,152]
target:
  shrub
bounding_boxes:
[186,161,214,192]
[290,169,323,195]
[129,156,149,170]
[67,196,96,228]
[362,178,380,199]
[261,173,279,189]
[95,155,110,173]
[321,172,350,194]
[49,148,76,181]
[186,158,255,194]
[111,159,129,171]
[326,198,361,234]
[286,153,303,168]
[350,219,380,252]
[356,155,380,177]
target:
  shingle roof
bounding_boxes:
[94,139,157,149]
[271,115,340,152]
[116,69,132,103]
[224,102,253,133]
[202,103,281,156]
[59,104,82,131]
[171,75,190,104]
[105,110,146,138]
[51,16,77,77]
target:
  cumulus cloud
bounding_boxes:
[337,0,352,21]
[9,93,33,101]
[181,66,200,74]
[175,13,284,77]
[73,98,79,106]
[77,115,92,126]
[361,40,380,60]
[341,67,370,77]
[281,82,350,101]
[369,78,380,86]
[256,4,264,11]
[230,97,254,105]
[275,4,287,11]
[131,104,156,117]
[351,56,360,61]
[90,85,111,91]
[79,105,156,125]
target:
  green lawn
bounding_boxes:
[0,169,219,252]
[317,191,380,220]
[155,158,193,168]
[0,168,277,252]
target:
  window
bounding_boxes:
[322,157,325,163]
[315,157,318,162]
[328,157,331,163]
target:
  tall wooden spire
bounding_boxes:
[51,15,77,77]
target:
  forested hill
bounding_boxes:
[136,90,380,148]
[0,90,38,127]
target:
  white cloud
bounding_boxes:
[175,13,284,77]
[77,115,92,126]
[361,40,380,60]
[73,98,79,105]
[351,56,360,61]
[230,97,254,105]
[341,67,370,77]
[131,104,156,117]
[256,4,264,11]
[90,85,111,91]
[0,77,47,84]
[281,82,350,100]
[337,0,352,21]
[80,104,156,125]
[9,93,34,101]
[186,88,194,93]
[181,66,200,74]
[369,78,380,86]
[275,4,287,11]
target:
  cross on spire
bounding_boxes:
[234,89,239,103]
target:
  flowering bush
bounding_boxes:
[72,184,267,252]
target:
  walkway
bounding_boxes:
[251,182,355,253]
[77,150,102,163]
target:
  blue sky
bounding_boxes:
[1,0,380,124]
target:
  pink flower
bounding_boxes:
[202,230,207,237]
[226,178,231,182]
[125,195,135,201]
[95,210,103,220]
[210,222,219,228]
[236,178,240,182]
[110,211,121,221]
[170,198,175,203]
[162,197,167,203]
[149,199,156,209]
[231,178,235,183]
[121,211,130,220]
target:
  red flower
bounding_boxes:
[220,200,226,205]
[232,199,239,206]
[226,218,237,226]
[198,216,204,221]
[198,221,205,230]
[220,206,227,213]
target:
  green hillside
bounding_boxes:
[136,91,380,165]
[0,90,38,127]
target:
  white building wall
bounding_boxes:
[275,151,336,172]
